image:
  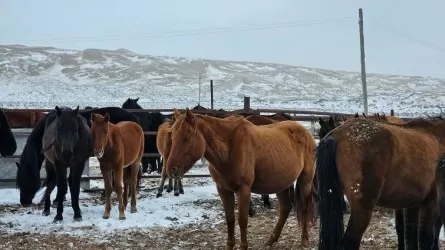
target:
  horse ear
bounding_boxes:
[328,116,335,127]
[73,106,79,116]
[354,113,359,118]
[134,97,139,102]
[55,106,62,116]
[104,113,110,122]
[185,107,195,125]
[173,109,181,120]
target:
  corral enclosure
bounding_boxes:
[2,105,443,250]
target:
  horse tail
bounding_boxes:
[435,153,445,228]
[316,136,344,250]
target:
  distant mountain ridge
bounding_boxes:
[0,44,444,117]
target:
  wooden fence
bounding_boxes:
[0,98,398,187]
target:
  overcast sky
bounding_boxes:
[1,0,444,78]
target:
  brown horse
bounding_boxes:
[156,120,184,198]
[166,108,317,249]
[4,109,46,128]
[244,113,293,213]
[90,113,144,220]
[317,116,445,250]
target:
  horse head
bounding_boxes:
[166,108,205,179]
[54,106,80,161]
[122,97,142,109]
[90,112,110,158]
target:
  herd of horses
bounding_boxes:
[2,101,445,249]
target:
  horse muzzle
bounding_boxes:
[94,149,104,159]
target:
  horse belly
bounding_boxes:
[251,161,301,195]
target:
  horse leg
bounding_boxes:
[248,198,256,217]
[264,187,293,246]
[141,157,149,174]
[122,168,129,210]
[101,169,113,219]
[53,166,68,223]
[394,209,405,250]
[262,194,272,208]
[130,162,139,213]
[295,165,317,246]
[68,163,84,221]
[43,163,57,216]
[403,207,420,249]
[178,179,184,194]
[418,200,439,249]
[156,157,162,174]
[216,186,236,250]
[114,166,126,220]
[236,186,251,250]
[431,217,442,250]
[156,158,169,198]
[173,178,180,196]
[166,178,173,193]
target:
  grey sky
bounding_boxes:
[1,0,444,78]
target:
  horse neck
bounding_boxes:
[196,115,239,166]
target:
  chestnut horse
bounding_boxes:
[4,109,46,128]
[244,114,292,214]
[90,113,144,220]
[317,116,445,250]
[156,119,184,198]
[166,108,317,249]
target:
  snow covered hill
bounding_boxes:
[1,44,444,117]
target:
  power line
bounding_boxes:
[5,16,354,45]
[367,18,445,53]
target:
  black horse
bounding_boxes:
[0,108,17,156]
[17,106,92,223]
[122,98,165,174]
[16,107,142,208]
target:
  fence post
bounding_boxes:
[81,160,90,190]
[390,109,395,116]
[244,96,250,111]
[210,80,214,110]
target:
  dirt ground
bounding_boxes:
[2,194,442,250]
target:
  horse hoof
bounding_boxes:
[179,189,184,194]
[264,203,272,209]
[166,189,172,193]
[131,208,137,213]
[119,216,126,220]
[42,210,50,216]
[174,192,180,197]
[73,216,83,222]
[156,193,162,198]
[103,215,110,219]
[53,217,63,223]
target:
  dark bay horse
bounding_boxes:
[39,106,92,222]
[16,107,140,207]
[122,98,165,174]
[91,113,144,220]
[317,117,445,250]
[0,108,17,156]
[4,109,46,128]
[166,108,317,249]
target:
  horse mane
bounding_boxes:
[16,111,55,192]
[0,108,17,156]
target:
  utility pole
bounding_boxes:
[198,73,202,105]
[359,8,368,115]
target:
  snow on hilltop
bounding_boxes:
[0,44,444,117]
